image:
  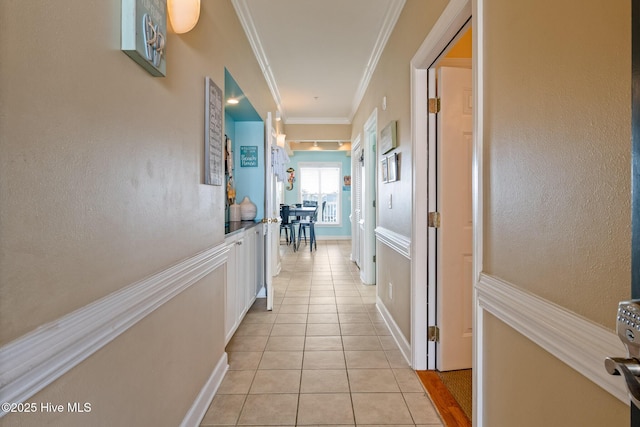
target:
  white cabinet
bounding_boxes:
[224,224,265,344]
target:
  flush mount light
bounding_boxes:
[227,98,239,105]
[167,0,201,34]
[313,141,318,147]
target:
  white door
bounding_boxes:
[264,112,279,311]
[436,66,473,371]
[360,112,377,285]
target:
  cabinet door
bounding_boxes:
[254,227,265,297]
[235,237,247,324]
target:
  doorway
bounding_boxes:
[409,0,476,422]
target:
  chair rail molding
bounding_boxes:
[477,273,629,404]
[375,226,411,259]
[0,243,229,417]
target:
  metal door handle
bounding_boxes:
[605,357,640,406]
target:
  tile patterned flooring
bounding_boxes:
[201,240,443,426]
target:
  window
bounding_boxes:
[299,163,341,225]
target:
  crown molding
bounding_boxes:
[349,0,406,120]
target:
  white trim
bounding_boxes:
[0,243,229,416]
[285,117,351,125]
[180,353,229,427]
[376,296,412,366]
[409,0,471,373]
[435,57,472,68]
[375,227,411,260]
[472,1,484,424]
[349,0,406,121]
[477,273,629,405]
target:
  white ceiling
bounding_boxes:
[232,0,406,125]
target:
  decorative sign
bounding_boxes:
[121,0,167,77]
[240,146,258,167]
[205,77,223,186]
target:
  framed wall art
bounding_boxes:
[387,153,398,182]
[381,157,388,183]
[205,77,223,186]
[380,120,397,154]
[121,0,167,76]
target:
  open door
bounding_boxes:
[263,112,280,310]
[433,66,473,371]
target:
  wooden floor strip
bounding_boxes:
[416,370,472,427]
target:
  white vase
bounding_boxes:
[239,196,257,221]
[229,203,241,222]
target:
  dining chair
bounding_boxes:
[279,205,296,250]
[297,206,318,251]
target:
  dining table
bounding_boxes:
[280,205,318,251]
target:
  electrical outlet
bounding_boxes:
[388,282,393,300]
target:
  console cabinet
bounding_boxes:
[224,224,264,343]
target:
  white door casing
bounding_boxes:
[264,112,279,310]
[436,66,473,371]
[351,135,362,266]
[361,111,377,285]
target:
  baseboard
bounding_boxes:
[375,227,411,259]
[180,353,229,427]
[0,243,229,416]
[376,296,412,366]
[476,273,628,404]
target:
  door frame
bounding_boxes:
[361,110,378,285]
[351,134,362,266]
[410,0,482,424]
[632,0,640,422]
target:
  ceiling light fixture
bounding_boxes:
[227,98,239,105]
[313,141,318,147]
[167,0,201,34]
[338,141,344,146]
[275,111,281,121]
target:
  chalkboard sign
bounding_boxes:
[205,77,223,185]
[240,146,258,167]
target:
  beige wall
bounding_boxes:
[0,0,274,424]
[484,313,628,427]
[284,123,352,142]
[483,0,630,328]
[351,0,449,346]
[353,0,631,424]
[481,0,630,424]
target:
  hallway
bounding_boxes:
[200,240,443,426]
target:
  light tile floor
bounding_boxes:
[201,240,443,426]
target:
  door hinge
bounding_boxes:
[428,325,440,342]
[373,200,376,208]
[428,212,441,228]
[373,255,376,263]
[428,98,441,114]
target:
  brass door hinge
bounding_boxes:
[428,98,441,114]
[428,212,441,228]
[428,326,440,342]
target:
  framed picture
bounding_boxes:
[387,153,398,182]
[205,77,223,186]
[381,157,388,183]
[380,120,397,154]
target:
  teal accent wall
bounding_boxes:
[231,120,264,220]
[284,150,352,238]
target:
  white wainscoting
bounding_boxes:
[375,227,412,366]
[0,243,229,417]
[180,353,228,427]
[377,296,412,366]
[375,227,411,259]
[476,273,629,404]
